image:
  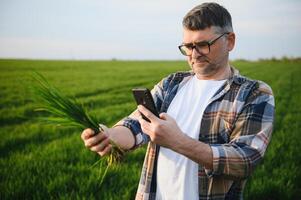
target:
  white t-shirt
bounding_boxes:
[156,75,226,200]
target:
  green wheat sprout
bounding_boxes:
[31,72,125,187]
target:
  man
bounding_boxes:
[81,2,275,200]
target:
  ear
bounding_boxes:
[227,32,235,51]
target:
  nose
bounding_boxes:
[191,46,202,58]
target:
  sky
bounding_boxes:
[0,0,300,60]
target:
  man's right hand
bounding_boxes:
[81,128,112,157]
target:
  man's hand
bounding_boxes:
[137,105,213,169]
[81,128,112,157]
[137,105,184,149]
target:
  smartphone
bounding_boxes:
[132,88,159,122]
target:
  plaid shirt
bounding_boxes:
[118,67,275,200]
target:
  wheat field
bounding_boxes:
[0,59,300,199]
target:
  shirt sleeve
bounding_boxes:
[206,82,275,180]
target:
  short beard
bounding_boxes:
[191,53,229,78]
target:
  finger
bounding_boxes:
[90,138,110,152]
[100,127,109,138]
[85,133,107,148]
[138,117,152,135]
[137,111,147,122]
[138,112,147,125]
[138,105,158,122]
[81,128,95,140]
[99,124,109,135]
[98,144,112,157]
[129,109,142,121]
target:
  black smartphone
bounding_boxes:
[132,88,159,122]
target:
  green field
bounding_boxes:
[0,59,300,199]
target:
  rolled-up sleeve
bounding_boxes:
[207,86,275,180]
[120,116,150,149]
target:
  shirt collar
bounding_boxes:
[227,66,247,85]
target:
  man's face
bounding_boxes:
[182,26,235,79]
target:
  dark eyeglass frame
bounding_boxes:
[178,32,230,56]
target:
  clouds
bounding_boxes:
[0,0,300,60]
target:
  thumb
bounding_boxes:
[99,124,109,136]
[159,112,172,121]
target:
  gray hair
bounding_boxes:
[182,2,233,33]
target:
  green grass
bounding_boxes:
[0,59,300,199]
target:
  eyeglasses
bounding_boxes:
[178,32,229,56]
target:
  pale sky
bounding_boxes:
[0,0,300,60]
